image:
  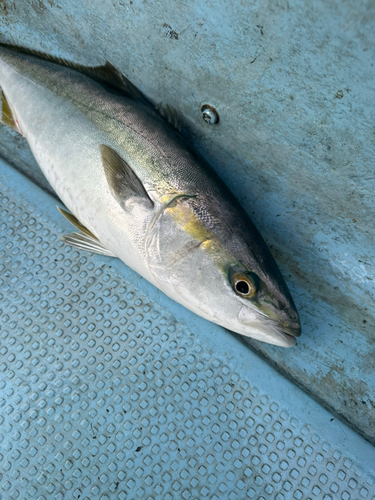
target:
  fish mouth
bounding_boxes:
[237,305,299,348]
[281,323,301,338]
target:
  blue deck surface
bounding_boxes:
[1,160,375,499]
[1,0,375,444]
[1,0,375,498]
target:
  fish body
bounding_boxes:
[0,45,301,347]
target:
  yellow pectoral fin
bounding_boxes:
[0,89,17,131]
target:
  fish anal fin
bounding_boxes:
[156,103,181,132]
[62,231,116,257]
[100,144,154,210]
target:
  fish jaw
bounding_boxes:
[236,304,298,347]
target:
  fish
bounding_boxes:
[0,44,301,347]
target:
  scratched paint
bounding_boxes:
[0,0,374,443]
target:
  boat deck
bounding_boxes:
[1,0,375,497]
[0,154,374,499]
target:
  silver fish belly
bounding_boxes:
[0,45,301,347]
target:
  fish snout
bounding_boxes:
[275,303,301,337]
[280,321,301,338]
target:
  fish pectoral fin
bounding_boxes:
[62,232,116,257]
[1,89,17,131]
[57,206,98,239]
[156,103,181,132]
[100,144,154,210]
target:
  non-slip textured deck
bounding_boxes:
[0,160,375,500]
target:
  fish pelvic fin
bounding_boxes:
[0,88,18,132]
[57,206,98,239]
[58,206,116,256]
[62,232,116,257]
[100,144,154,210]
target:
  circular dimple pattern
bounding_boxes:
[0,183,375,500]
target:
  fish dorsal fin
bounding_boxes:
[0,43,145,101]
[62,232,116,257]
[156,103,181,132]
[0,89,17,131]
[100,144,154,210]
[57,206,98,239]
[88,61,143,100]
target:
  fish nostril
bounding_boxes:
[279,303,299,322]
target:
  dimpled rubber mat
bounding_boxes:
[0,160,375,500]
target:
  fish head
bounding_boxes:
[146,194,301,347]
[225,260,301,347]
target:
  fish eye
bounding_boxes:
[231,272,258,298]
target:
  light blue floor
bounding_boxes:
[1,160,375,499]
[1,0,375,441]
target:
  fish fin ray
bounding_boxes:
[0,89,17,131]
[156,103,181,132]
[57,206,98,239]
[62,231,116,257]
[0,43,146,102]
[100,144,154,209]
[92,61,144,100]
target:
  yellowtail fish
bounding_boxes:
[0,44,301,347]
